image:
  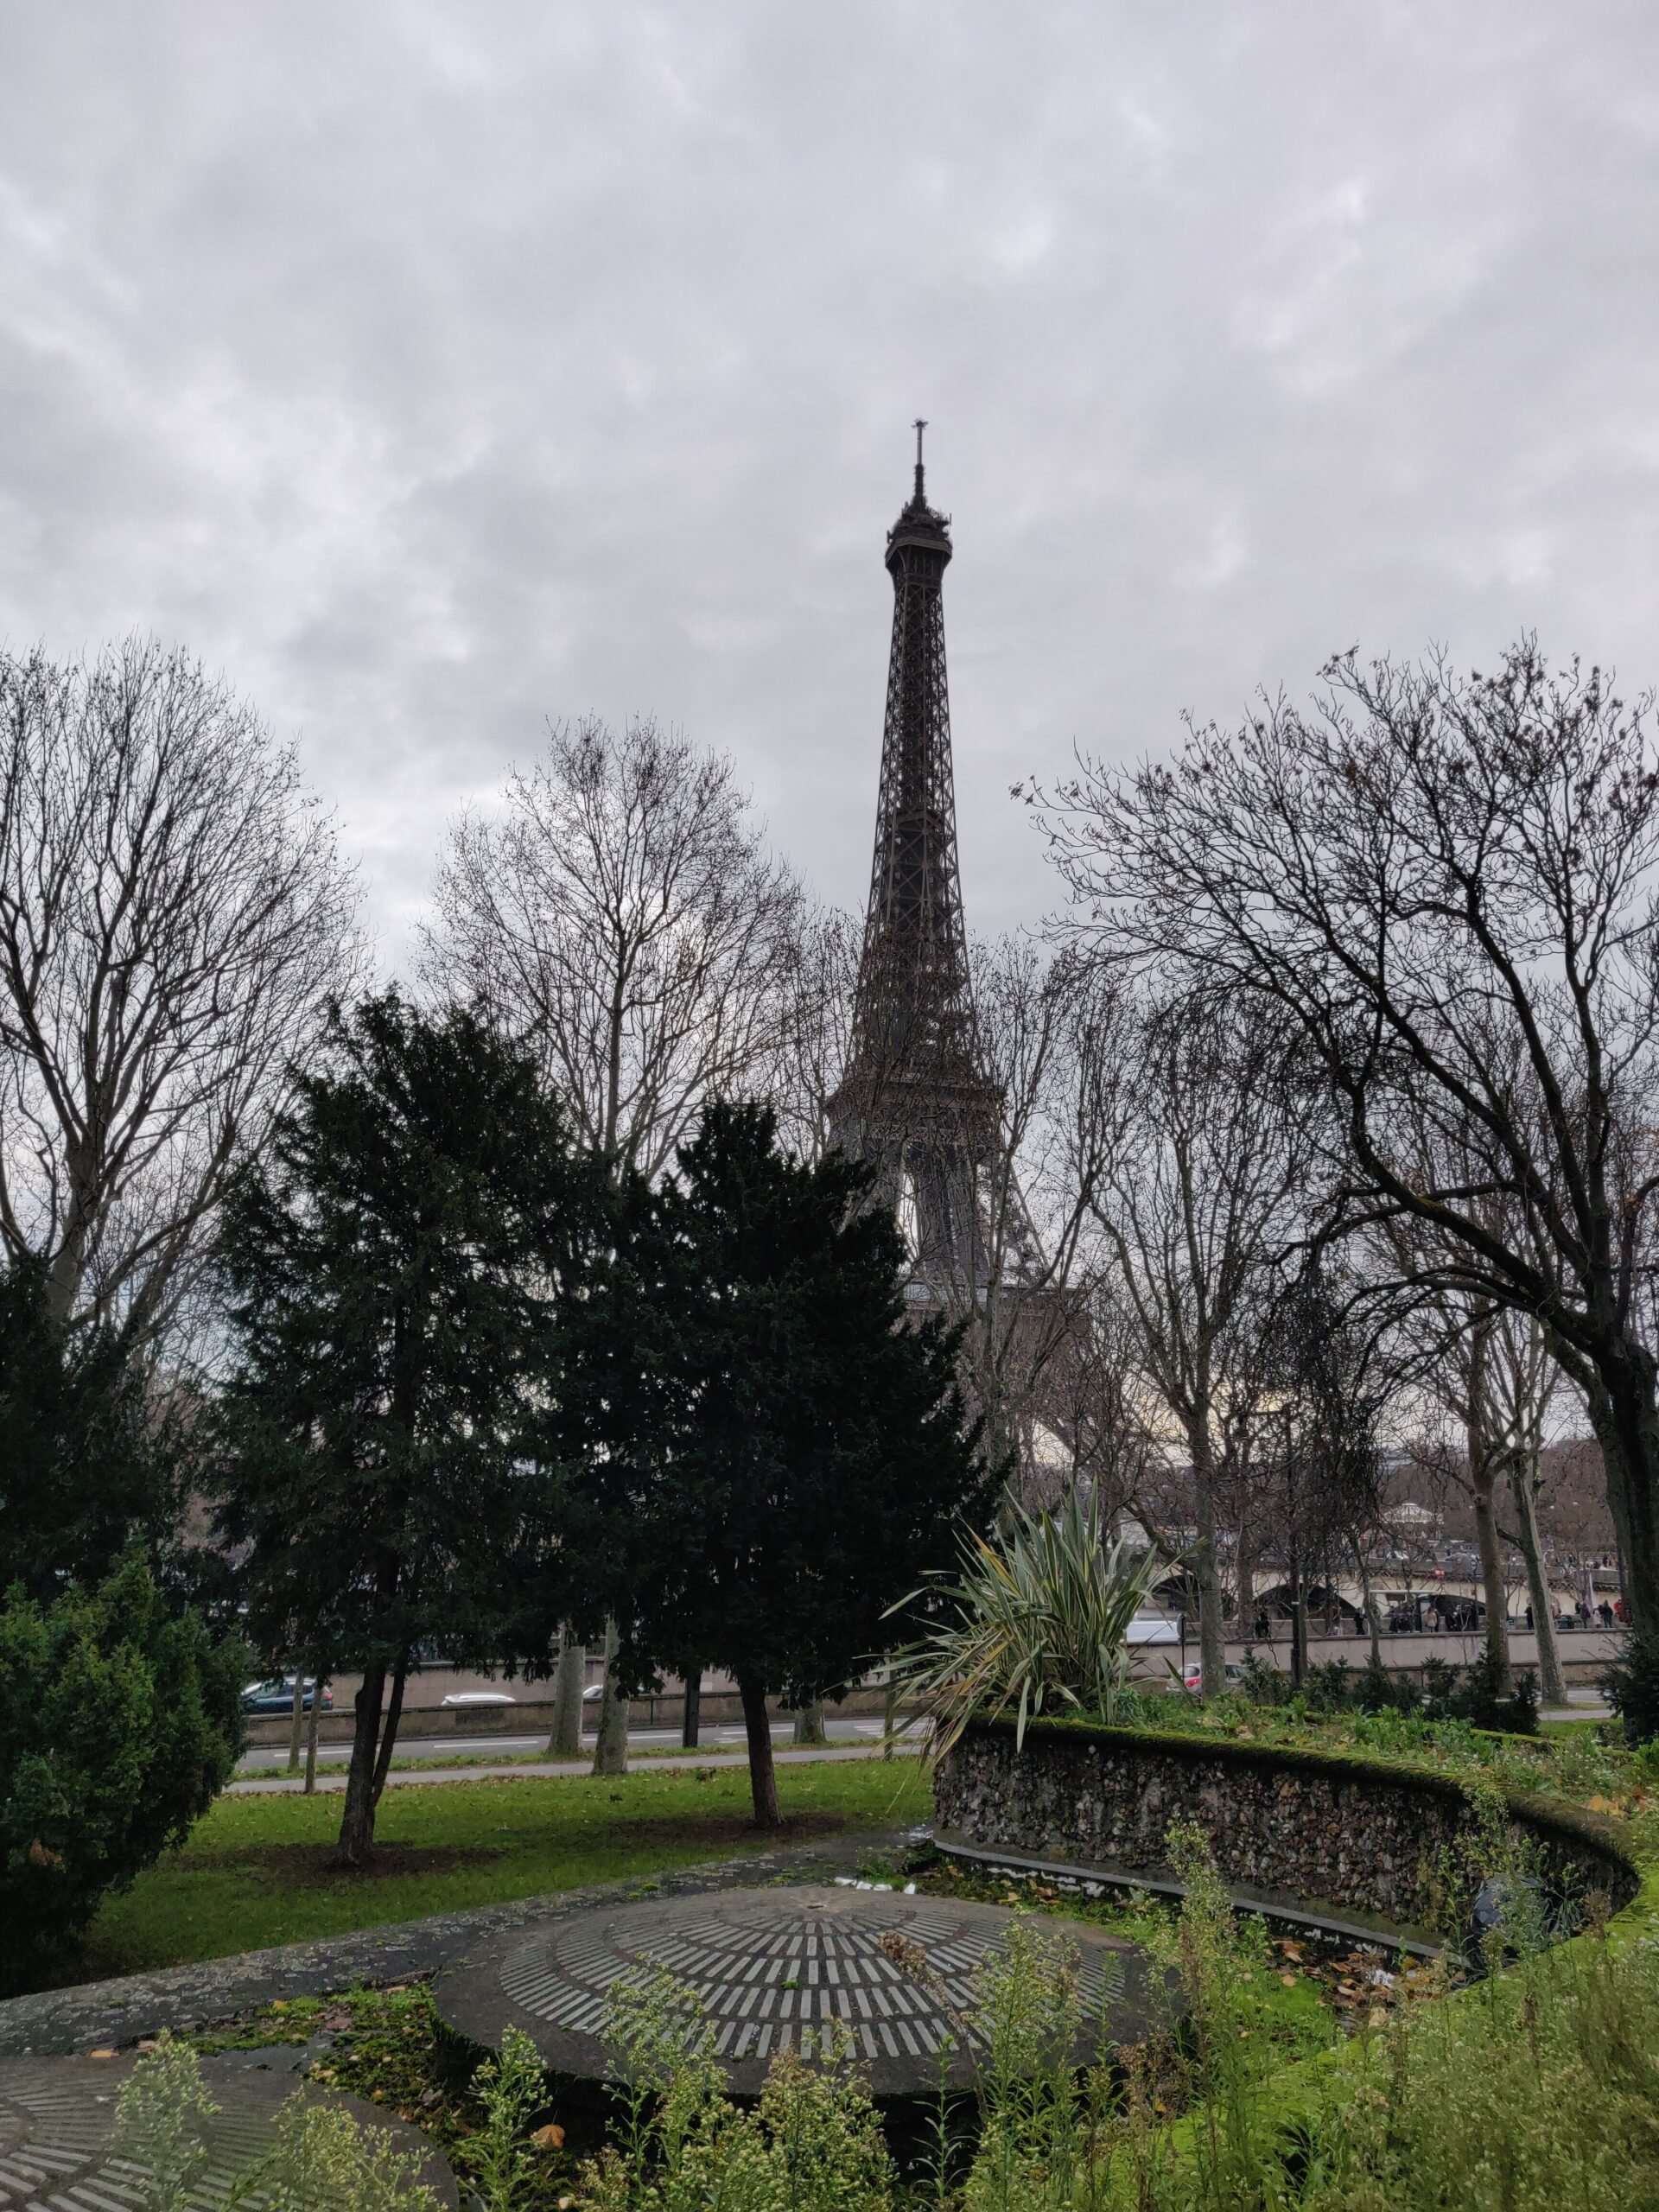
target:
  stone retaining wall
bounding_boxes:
[935,1719,1637,1932]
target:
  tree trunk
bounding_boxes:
[1509,1455,1567,1705]
[1233,1521,1255,1640]
[740,1673,781,1829]
[303,1675,322,1794]
[1471,1452,1512,1693]
[1190,1432,1227,1698]
[681,1667,702,1750]
[549,1628,586,1758]
[1288,1535,1306,1692]
[337,1660,387,1865]
[371,1649,409,1805]
[1466,1324,1512,1693]
[1585,1351,1659,1635]
[286,1670,306,1776]
[591,1619,628,1777]
[1352,1538,1384,1666]
[791,1699,827,1745]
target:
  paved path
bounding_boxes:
[227,1740,922,1795]
[0,1829,925,2057]
[235,1714,902,1772]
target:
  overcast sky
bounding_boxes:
[3,3,1656,968]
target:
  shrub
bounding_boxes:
[1603,1628,1659,1746]
[887,1483,1171,1755]
[0,1554,245,1988]
[1301,1659,1353,1715]
[582,1966,895,2211]
[1237,1646,1285,1705]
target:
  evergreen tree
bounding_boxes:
[214,993,594,1863]
[569,1101,993,1828]
[0,1255,181,1600]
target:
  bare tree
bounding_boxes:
[423,715,804,1766]
[1255,1267,1388,1690]
[1489,1304,1571,1703]
[959,940,1122,1472]
[423,715,804,1180]
[1041,642,1659,1630]
[0,638,361,1348]
[768,901,861,1163]
[1081,984,1311,1695]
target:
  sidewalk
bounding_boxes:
[226,1740,921,1796]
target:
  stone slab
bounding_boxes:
[436,1882,1157,2097]
[0,2052,457,2209]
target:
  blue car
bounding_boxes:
[241,1676,332,1715]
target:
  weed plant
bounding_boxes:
[108,2032,441,2212]
[138,1836,1659,2210]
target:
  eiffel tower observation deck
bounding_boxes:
[830,426,1002,1306]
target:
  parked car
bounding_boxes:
[439,1691,517,1710]
[241,1676,332,1715]
[1180,1661,1245,1694]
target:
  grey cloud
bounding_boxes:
[3,2,1657,964]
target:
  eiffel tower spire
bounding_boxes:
[830,432,1000,1298]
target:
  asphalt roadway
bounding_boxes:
[231,1713,920,1793]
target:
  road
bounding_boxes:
[234,1713,912,1781]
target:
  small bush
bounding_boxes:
[111,2030,220,2212]
[1603,1628,1659,1746]
[1358,1648,1421,1713]
[1237,1647,1284,1705]
[1301,1660,1352,1716]
[0,1554,245,1988]
[582,1967,895,2212]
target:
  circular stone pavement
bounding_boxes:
[438,1882,1157,2096]
[0,2054,457,2210]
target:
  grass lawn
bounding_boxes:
[69,1755,928,1988]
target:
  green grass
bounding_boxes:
[67,1758,928,1988]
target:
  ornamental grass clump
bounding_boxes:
[887,1484,1171,1757]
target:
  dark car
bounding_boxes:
[241,1676,332,1715]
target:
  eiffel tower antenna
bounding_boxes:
[829,428,1000,1301]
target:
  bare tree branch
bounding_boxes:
[0,637,363,1348]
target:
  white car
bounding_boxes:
[1181,1661,1245,1694]
[440,1690,517,1710]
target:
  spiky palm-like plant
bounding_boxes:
[886,1484,1172,1758]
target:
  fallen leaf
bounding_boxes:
[28,1840,64,1869]
[532,2123,566,2150]
[88,2049,118,2060]
[1279,1972,1298,1986]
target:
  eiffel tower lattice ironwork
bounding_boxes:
[830,426,1002,1305]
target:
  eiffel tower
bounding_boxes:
[829,426,1002,1308]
